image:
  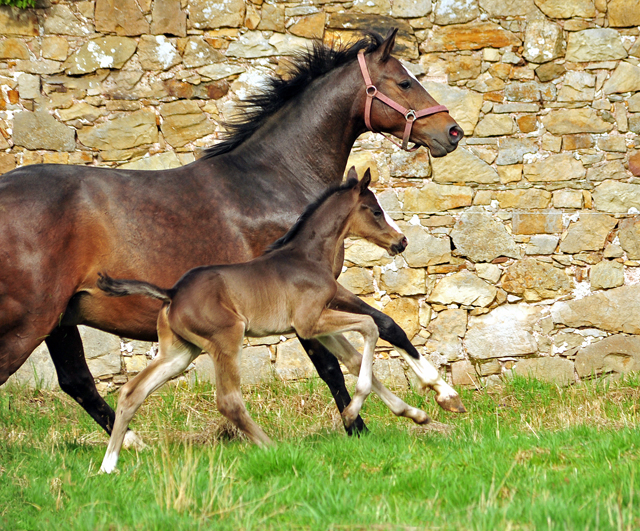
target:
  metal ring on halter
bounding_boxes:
[366,85,377,97]
[405,110,416,121]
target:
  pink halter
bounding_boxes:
[357,50,449,152]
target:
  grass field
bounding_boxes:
[1,373,639,530]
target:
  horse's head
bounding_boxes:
[357,29,463,156]
[345,167,407,256]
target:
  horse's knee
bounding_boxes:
[361,317,379,343]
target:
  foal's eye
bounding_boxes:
[398,80,411,90]
[373,210,383,218]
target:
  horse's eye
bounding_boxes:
[398,80,411,90]
[373,210,383,218]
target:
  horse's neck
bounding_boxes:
[290,194,355,266]
[230,63,365,187]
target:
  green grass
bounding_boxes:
[0,0,36,8]
[1,374,639,530]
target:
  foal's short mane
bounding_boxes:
[264,178,359,254]
[202,33,384,159]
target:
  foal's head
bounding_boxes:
[345,167,407,256]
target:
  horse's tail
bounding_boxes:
[97,273,173,302]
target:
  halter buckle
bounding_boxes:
[405,110,416,122]
[366,85,377,97]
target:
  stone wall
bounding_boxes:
[4,0,640,393]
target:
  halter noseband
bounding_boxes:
[357,50,449,152]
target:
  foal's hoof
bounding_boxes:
[435,394,467,413]
[414,410,432,425]
[342,410,359,429]
[122,430,147,450]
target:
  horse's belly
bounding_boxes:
[244,312,294,338]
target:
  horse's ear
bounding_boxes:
[358,168,371,193]
[345,166,358,187]
[375,28,398,63]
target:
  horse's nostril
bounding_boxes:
[448,125,464,144]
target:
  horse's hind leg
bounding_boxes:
[208,324,271,446]
[46,326,145,449]
[101,312,201,473]
[319,335,430,425]
[297,336,368,436]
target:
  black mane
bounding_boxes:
[202,33,384,159]
[264,178,359,254]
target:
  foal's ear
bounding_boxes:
[345,165,359,187]
[358,168,372,193]
[376,28,398,63]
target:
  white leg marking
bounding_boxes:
[341,328,376,427]
[319,335,429,424]
[100,451,119,474]
[394,347,458,401]
[99,337,201,473]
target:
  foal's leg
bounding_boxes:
[100,311,201,473]
[318,335,430,425]
[304,309,378,428]
[329,286,466,413]
[297,336,367,436]
[207,324,271,446]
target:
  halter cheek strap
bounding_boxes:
[357,50,449,152]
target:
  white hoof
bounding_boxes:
[122,430,146,450]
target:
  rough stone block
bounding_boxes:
[380,267,427,296]
[590,260,624,290]
[373,358,408,390]
[451,360,480,387]
[560,213,617,253]
[276,340,316,380]
[429,270,497,307]
[513,357,575,386]
[553,190,583,209]
[512,211,563,235]
[575,335,640,378]
[451,210,521,262]
[551,285,640,334]
[465,304,544,360]
[338,267,375,295]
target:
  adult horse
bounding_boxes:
[0,30,464,443]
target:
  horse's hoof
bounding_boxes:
[414,411,432,425]
[342,411,357,429]
[122,430,147,450]
[435,394,467,413]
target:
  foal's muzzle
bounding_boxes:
[390,236,408,256]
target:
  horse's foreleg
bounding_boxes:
[318,335,430,425]
[328,286,466,413]
[297,336,368,436]
[302,309,379,429]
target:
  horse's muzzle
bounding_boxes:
[390,236,408,255]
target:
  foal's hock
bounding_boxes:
[98,168,421,473]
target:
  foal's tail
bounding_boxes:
[97,273,174,302]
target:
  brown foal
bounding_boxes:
[98,168,431,473]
